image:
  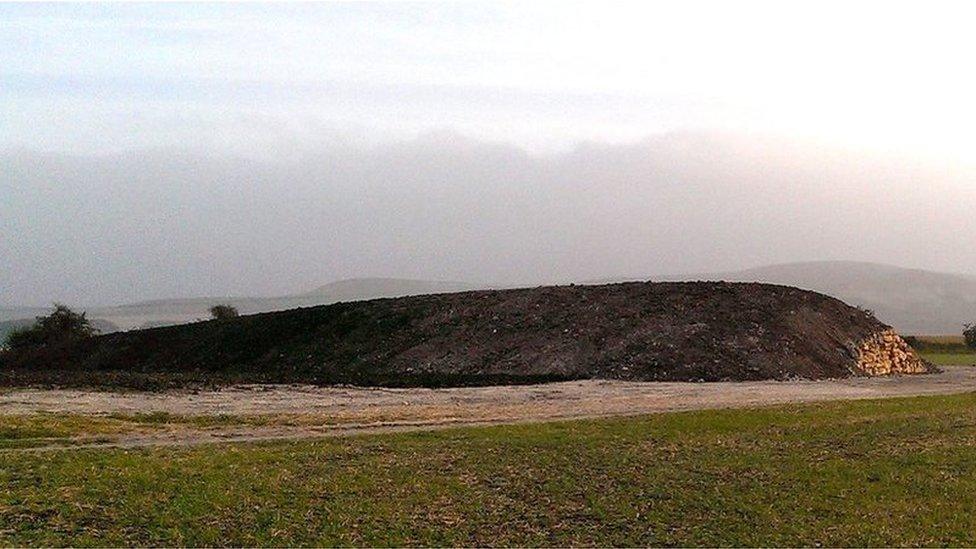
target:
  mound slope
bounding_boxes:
[0,282,932,389]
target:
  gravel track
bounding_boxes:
[1,366,974,451]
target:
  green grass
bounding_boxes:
[907,335,975,366]
[0,412,282,450]
[0,411,323,437]
[0,414,136,449]
[0,411,428,451]
[918,351,976,365]
[6,395,976,545]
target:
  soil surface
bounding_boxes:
[2,366,973,451]
[0,282,934,389]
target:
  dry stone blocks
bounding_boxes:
[855,329,929,375]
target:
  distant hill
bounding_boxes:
[628,261,976,335]
[301,278,484,301]
[6,265,974,335]
[0,307,49,322]
[0,319,35,343]
[2,278,493,332]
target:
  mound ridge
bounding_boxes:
[0,282,933,389]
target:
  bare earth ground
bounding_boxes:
[1,365,975,450]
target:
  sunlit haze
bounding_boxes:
[2,1,975,306]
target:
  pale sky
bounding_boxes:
[4,1,975,156]
[2,2,976,306]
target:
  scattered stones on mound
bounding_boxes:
[0,281,938,389]
[855,329,930,376]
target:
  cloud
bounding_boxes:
[3,3,976,306]
[2,131,974,306]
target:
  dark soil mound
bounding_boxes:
[0,282,933,389]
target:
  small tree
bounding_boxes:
[209,304,239,320]
[965,324,976,350]
[4,303,96,351]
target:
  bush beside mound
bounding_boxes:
[3,304,96,351]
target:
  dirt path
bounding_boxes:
[3,366,975,451]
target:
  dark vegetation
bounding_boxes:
[0,282,924,390]
[0,317,118,345]
[905,334,974,354]
[965,324,976,350]
[903,334,976,366]
[0,319,37,347]
[2,304,96,351]
[208,304,239,320]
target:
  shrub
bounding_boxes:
[965,324,976,350]
[3,304,96,351]
[209,304,239,320]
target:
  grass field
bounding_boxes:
[4,394,976,545]
[909,335,976,366]
[917,352,976,366]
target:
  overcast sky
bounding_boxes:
[2,2,976,306]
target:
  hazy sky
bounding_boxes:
[5,1,976,155]
[2,2,976,305]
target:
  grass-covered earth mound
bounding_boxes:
[0,282,933,389]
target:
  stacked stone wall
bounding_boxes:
[855,329,930,375]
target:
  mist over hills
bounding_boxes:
[4,132,976,308]
[301,278,482,300]
[0,278,492,332]
[2,263,974,335]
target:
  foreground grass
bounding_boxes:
[0,412,282,449]
[4,395,976,545]
[918,351,976,366]
[0,410,470,449]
